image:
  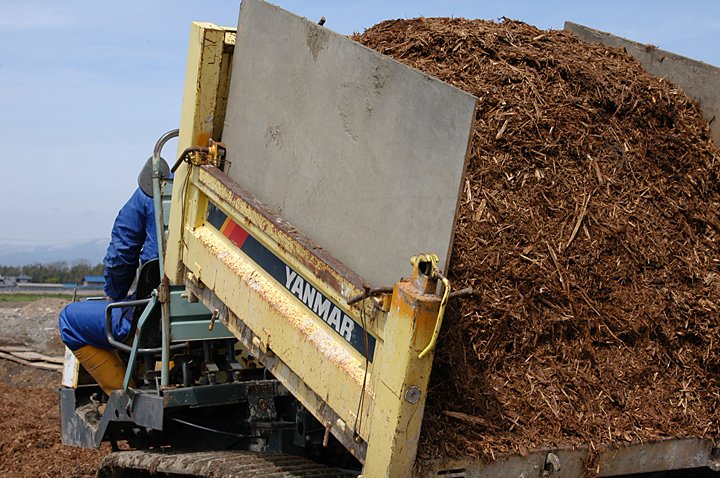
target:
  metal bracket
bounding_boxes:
[542,452,561,477]
[411,253,451,359]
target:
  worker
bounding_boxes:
[59,158,163,395]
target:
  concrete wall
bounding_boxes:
[565,21,720,145]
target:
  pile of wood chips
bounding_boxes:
[0,381,109,477]
[353,18,720,462]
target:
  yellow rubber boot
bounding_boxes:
[72,345,135,396]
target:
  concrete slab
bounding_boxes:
[222,0,477,287]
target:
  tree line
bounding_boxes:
[0,260,105,284]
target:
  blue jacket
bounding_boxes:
[59,188,158,351]
[103,187,158,300]
[60,188,158,351]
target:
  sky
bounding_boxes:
[1,0,718,248]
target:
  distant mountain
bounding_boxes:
[0,239,109,266]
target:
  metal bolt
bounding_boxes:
[209,309,219,331]
[405,386,421,404]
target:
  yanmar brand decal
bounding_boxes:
[206,203,376,361]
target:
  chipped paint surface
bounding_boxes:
[193,166,387,343]
[198,167,371,301]
[166,22,236,284]
[194,226,369,388]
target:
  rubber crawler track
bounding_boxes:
[96,450,354,477]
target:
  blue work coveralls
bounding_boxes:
[59,188,158,351]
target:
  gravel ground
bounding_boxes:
[0,298,69,357]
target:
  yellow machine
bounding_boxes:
[61,1,720,477]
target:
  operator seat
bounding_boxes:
[126,258,162,349]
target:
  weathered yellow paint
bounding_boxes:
[362,281,440,477]
[167,21,443,476]
[166,23,235,284]
[193,167,384,340]
[61,347,80,388]
[182,224,375,452]
[179,191,440,474]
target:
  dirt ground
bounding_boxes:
[0,298,111,478]
[0,297,72,354]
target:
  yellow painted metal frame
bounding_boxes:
[166,22,236,285]
[166,22,444,477]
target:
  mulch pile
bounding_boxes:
[353,18,720,464]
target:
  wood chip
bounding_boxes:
[354,15,720,462]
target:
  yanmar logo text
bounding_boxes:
[284,266,355,341]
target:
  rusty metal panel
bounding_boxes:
[222,0,477,288]
[415,437,720,477]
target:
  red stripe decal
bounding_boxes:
[223,219,250,248]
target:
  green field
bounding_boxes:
[0,292,76,302]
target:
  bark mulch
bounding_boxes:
[0,381,110,478]
[353,17,720,464]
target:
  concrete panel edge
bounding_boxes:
[564,21,719,145]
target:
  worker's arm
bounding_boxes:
[103,188,156,300]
